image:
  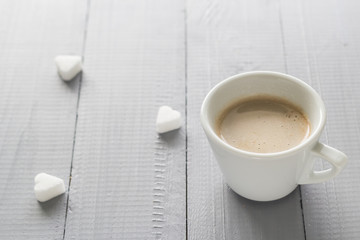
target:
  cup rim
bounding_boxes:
[200,71,327,159]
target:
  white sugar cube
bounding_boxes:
[156,106,182,134]
[34,173,66,202]
[54,55,82,81]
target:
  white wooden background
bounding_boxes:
[0,0,359,239]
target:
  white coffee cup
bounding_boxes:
[200,71,348,201]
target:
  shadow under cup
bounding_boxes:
[201,71,327,201]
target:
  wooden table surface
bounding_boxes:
[1,0,359,239]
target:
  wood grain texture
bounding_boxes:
[1,0,360,239]
[63,0,186,239]
[186,0,305,239]
[0,0,87,239]
[280,0,360,239]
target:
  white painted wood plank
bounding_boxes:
[0,0,87,239]
[280,0,360,239]
[64,0,186,239]
[187,0,305,239]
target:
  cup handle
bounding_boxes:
[297,142,348,184]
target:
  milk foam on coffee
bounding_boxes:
[217,96,311,153]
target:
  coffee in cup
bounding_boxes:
[216,95,311,153]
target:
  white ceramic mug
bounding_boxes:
[200,71,348,201]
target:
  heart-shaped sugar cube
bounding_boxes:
[34,173,65,202]
[156,106,182,134]
[54,55,82,81]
